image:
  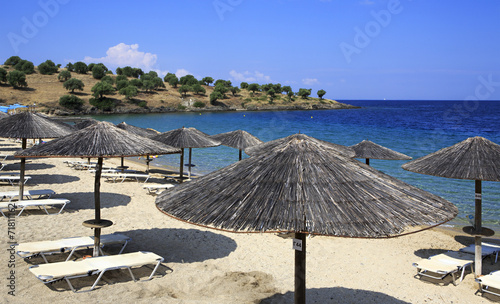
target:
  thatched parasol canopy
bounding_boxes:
[402,136,500,276]
[157,134,456,236]
[156,134,456,304]
[16,121,181,256]
[0,111,75,139]
[74,118,99,130]
[116,122,159,139]
[245,133,355,158]
[402,137,500,181]
[350,140,412,165]
[210,129,263,160]
[0,112,76,208]
[116,122,161,171]
[16,121,180,158]
[152,127,221,179]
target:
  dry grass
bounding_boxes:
[0,65,350,114]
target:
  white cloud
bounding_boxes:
[229,70,272,83]
[175,69,191,78]
[83,43,158,72]
[302,78,319,85]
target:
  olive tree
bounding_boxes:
[0,68,7,83]
[73,61,88,74]
[91,81,115,99]
[7,70,28,88]
[119,85,138,100]
[58,70,71,82]
[317,89,326,99]
[63,78,84,93]
[297,88,312,99]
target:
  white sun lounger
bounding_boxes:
[0,175,31,186]
[143,183,174,194]
[29,251,164,292]
[16,233,131,263]
[460,242,500,264]
[413,251,474,285]
[0,189,55,202]
[102,173,151,183]
[0,198,70,217]
[477,270,500,297]
[64,160,97,168]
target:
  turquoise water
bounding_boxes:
[89,100,500,230]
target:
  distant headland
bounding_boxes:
[0,57,358,116]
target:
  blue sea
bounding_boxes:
[89,100,500,231]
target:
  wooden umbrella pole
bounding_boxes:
[365,158,370,165]
[179,148,184,182]
[93,157,103,257]
[18,138,27,203]
[188,148,192,179]
[239,149,242,161]
[475,179,482,276]
[146,155,150,173]
[294,232,306,304]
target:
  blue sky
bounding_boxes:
[1,0,499,100]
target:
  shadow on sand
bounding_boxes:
[115,228,237,263]
[29,173,80,185]
[260,287,411,304]
[57,191,132,211]
[4,162,56,171]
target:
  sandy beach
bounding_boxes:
[1,138,499,304]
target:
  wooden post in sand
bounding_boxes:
[18,139,27,202]
[294,232,306,304]
[474,180,482,276]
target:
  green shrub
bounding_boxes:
[193,101,205,108]
[89,97,115,111]
[4,56,22,65]
[14,60,34,74]
[38,60,59,75]
[59,95,84,110]
[177,104,186,110]
[138,101,147,108]
[0,68,7,83]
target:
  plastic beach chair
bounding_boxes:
[16,233,131,263]
[143,183,174,194]
[460,242,500,264]
[29,251,164,292]
[412,251,474,285]
[0,175,31,186]
[477,270,500,297]
[0,189,55,202]
[0,198,70,217]
[102,173,151,183]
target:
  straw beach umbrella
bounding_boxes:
[152,127,221,180]
[245,133,355,158]
[402,136,500,276]
[116,122,160,172]
[156,134,457,304]
[0,112,75,202]
[116,121,159,138]
[74,118,99,130]
[210,129,263,160]
[350,140,412,165]
[16,121,181,256]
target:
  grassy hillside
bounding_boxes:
[0,65,356,115]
